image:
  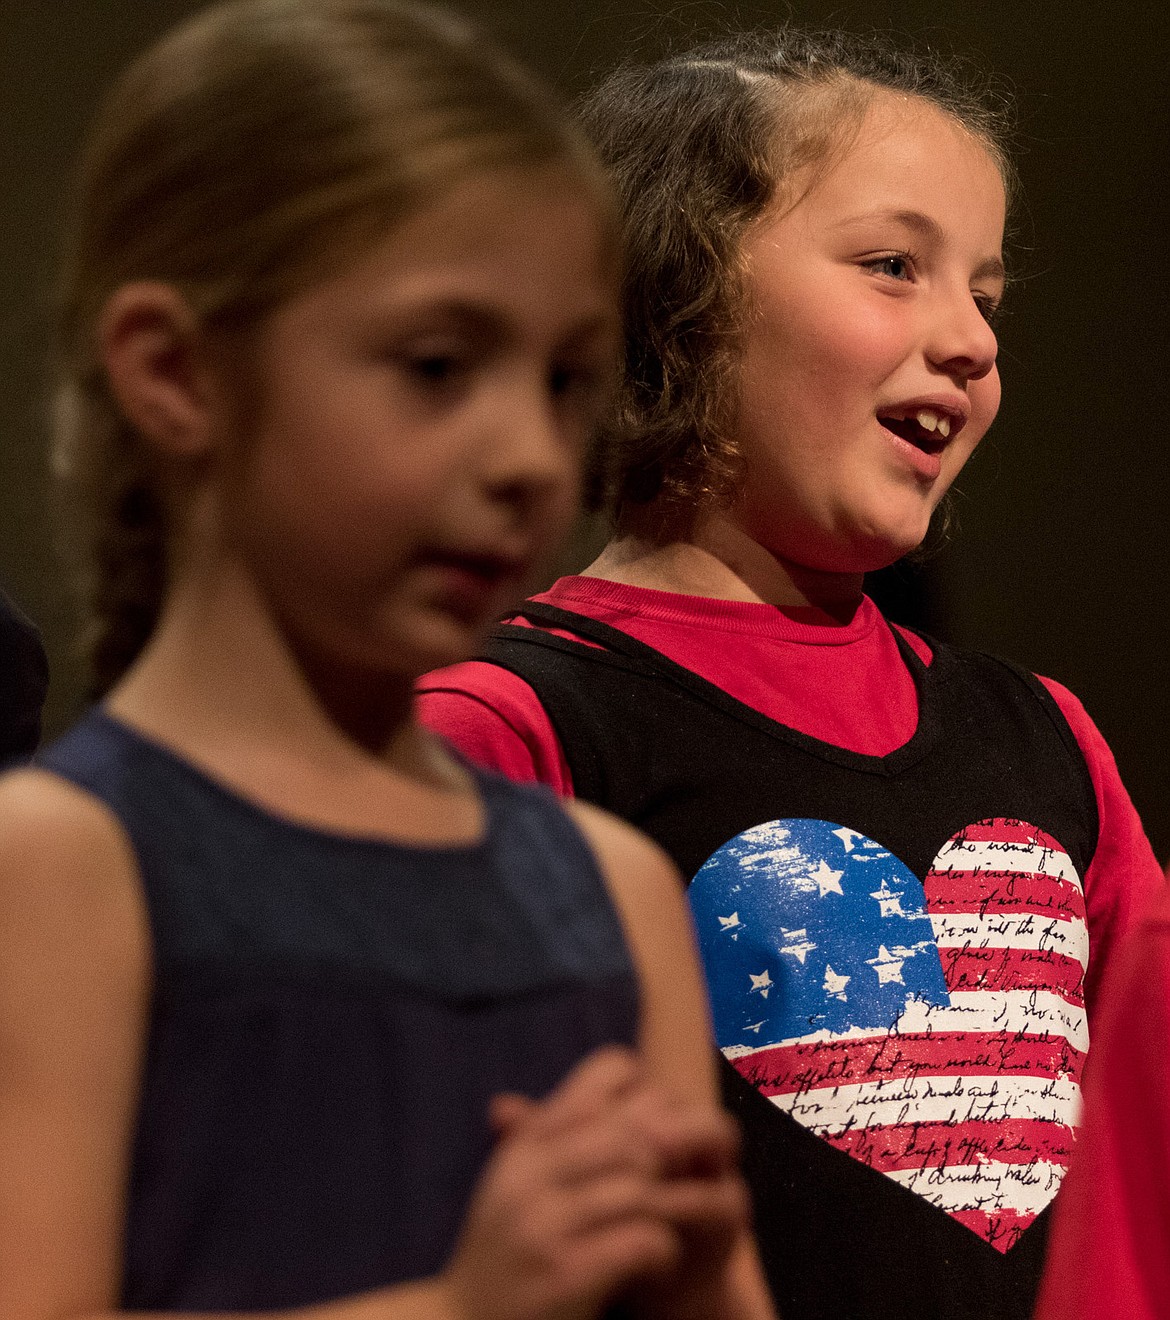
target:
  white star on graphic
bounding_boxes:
[749,970,773,998]
[867,945,905,985]
[778,928,817,964]
[833,827,863,852]
[718,911,743,932]
[744,1020,765,1034]
[869,878,906,918]
[810,859,845,897]
[822,964,851,1000]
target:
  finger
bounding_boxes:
[519,1082,739,1190]
[614,1089,742,1179]
[645,1170,752,1241]
[489,1090,537,1137]
[509,1045,644,1142]
[554,1214,682,1305]
[547,1167,679,1239]
[497,1106,665,1192]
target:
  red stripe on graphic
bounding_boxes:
[732,1031,1086,1095]
[938,820,1067,849]
[822,1116,1075,1172]
[924,870,1087,922]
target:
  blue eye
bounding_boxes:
[867,254,913,281]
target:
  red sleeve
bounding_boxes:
[1037,675,1165,1018]
[416,660,574,796]
[1035,885,1170,1320]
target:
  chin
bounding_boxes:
[808,523,927,576]
[325,621,478,685]
[864,537,925,573]
[402,616,486,677]
[854,509,935,570]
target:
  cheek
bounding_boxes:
[958,367,1002,461]
[541,480,582,549]
[818,300,911,380]
[974,366,1002,432]
[761,291,907,399]
[939,370,1001,493]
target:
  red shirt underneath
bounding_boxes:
[1035,880,1170,1320]
[418,574,1163,1018]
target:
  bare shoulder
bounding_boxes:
[0,768,149,990]
[562,797,697,952]
[563,797,683,900]
[0,766,140,887]
[564,799,716,1091]
[0,771,153,1315]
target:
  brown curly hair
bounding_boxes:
[579,28,1015,531]
[53,0,613,695]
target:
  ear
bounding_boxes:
[97,282,218,456]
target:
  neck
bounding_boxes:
[108,561,454,790]
[584,508,866,624]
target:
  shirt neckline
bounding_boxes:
[540,575,882,647]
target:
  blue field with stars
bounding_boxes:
[689,818,951,1050]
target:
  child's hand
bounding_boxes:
[498,1062,754,1320]
[443,1045,750,1320]
[443,1040,739,1320]
[505,1060,751,1320]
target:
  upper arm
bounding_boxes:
[416,661,574,795]
[0,770,151,1320]
[565,801,716,1104]
[1037,676,1166,1014]
[570,803,778,1317]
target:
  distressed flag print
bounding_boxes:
[689,817,1088,1252]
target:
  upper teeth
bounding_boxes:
[916,409,951,439]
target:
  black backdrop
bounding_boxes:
[3,0,1167,858]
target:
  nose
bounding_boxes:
[927,288,999,384]
[481,379,579,524]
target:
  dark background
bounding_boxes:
[3,0,1167,859]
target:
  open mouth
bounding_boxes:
[878,407,955,453]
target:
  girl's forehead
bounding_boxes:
[387,168,617,296]
[275,163,616,314]
[839,93,1002,193]
[264,167,620,345]
[775,91,1006,229]
[386,166,612,273]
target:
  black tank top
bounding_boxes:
[38,709,640,1311]
[482,602,1099,1320]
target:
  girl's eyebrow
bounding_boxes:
[369,296,619,347]
[373,297,510,335]
[834,208,1006,281]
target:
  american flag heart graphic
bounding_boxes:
[689,817,1087,1252]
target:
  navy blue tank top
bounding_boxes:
[38,710,640,1311]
